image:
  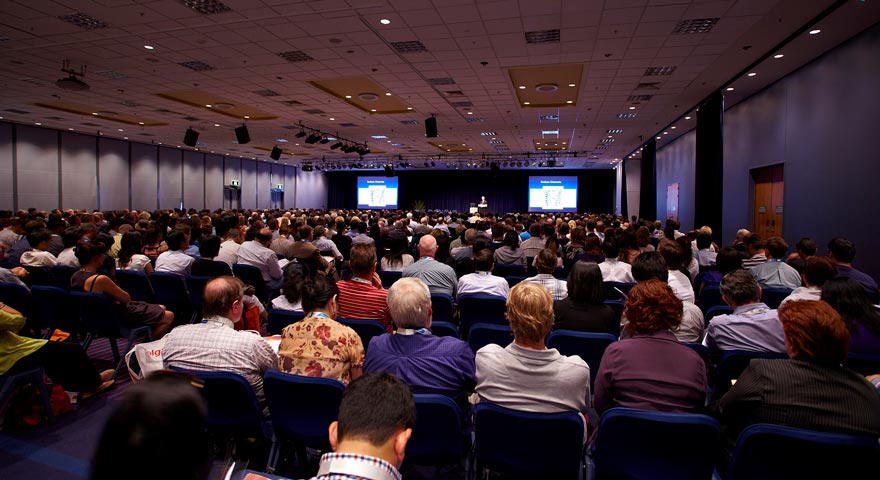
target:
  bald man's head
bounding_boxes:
[418,235,438,257]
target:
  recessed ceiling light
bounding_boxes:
[68,127,74,131]
[35,122,41,125]
[124,137,128,140]
[685,116,691,120]
[118,128,124,132]
[92,112,99,115]
[407,107,413,110]
[467,111,473,114]
[345,95,352,99]
[518,85,526,89]
[747,72,757,77]
[774,54,784,59]
[243,115,250,119]
[607,135,613,138]
[214,123,220,127]
[809,29,821,35]
[656,136,661,139]
[144,45,154,50]
[726,87,734,91]
[370,108,377,112]
[385,92,392,96]
[629,106,636,110]
[380,18,391,25]
[205,104,212,108]
[329,117,335,120]
[523,102,530,105]
[566,100,573,104]
[568,83,576,87]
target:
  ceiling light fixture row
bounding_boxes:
[290,122,370,156]
[297,150,598,169]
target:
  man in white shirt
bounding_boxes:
[598,240,635,283]
[216,227,242,267]
[659,239,695,303]
[154,229,194,275]
[457,249,510,302]
[237,227,283,290]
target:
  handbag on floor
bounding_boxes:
[125,337,167,382]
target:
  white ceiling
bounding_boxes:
[0,0,877,170]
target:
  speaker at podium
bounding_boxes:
[477,195,488,215]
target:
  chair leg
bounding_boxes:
[34,372,55,424]
[81,333,94,352]
[109,337,121,363]
[266,439,280,473]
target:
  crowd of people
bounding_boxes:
[1,206,879,478]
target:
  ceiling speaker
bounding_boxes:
[270,146,282,160]
[234,125,250,144]
[425,117,438,138]
[183,128,199,147]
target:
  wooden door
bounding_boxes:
[752,164,784,238]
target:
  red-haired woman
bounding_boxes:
[593,279,707,415]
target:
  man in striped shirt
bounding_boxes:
[336,243,392,332]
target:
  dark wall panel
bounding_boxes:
[283,165,297,209]
[241,159,257,209]
[158,147,183,210]
[60,132,97,210]
[98,138,130,210]
[183,151,205,210]
[0,123,14,209]
[205,154,224,209]
[16,126,59,211]
[257,161,272,209]
[131,143,158,211]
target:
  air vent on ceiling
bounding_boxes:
[465,117,485,123]
[141,133,155,137]
[182,116,200,121]
[277,50,314,63]
[627,95,653,102]
[644,66,676,77]
[607,129,624,134]
[179,61,216,71]
[59,12,108,29]
[450,101,473,107]
[155,108,182,114]
[391,41,428,53]
[673,18,720,34]
[525,29,561,44]
[95,70,127,79]
[488,140,504,145]
[496,147,511,153]
[303,109,325,114]
[617,113,637,119]
[635,82,662,90]
[81,122,101,127]
[0,36,10,43]
[46,116,64,120]
[183,0,231,14]
[20,77,53,87]
[118,100,140,107]
[539,114,560,121]
[399,120,419,125]
[338,123,357,127]
[254,89,280,97]
[445,90,465,97]
[480,132,497,136]
[281,100,303,106]
[281,125,298,129]
[429,77,455,86]
[600,138,614,143]
[6,108,31,114]
[595,145,609,149]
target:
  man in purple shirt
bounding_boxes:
[363,277,475,402]
[705,269,786,356]
[828,237,880,303]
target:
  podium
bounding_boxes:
[478,203,488,215]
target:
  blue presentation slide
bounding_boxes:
[357,177,399,209]
[528,176,578,212]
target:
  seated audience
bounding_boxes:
[523,248,568,300]
[785,237,817,275]
[162,276,276,402]
[741,233,767,269]
[271,269,304,312]
[277,275,364,385]
[821,277,880,355]
[658,239,695,303]
[72,241,172,339]
[693,231,717,267]
[153,229,194,275]
[475,282,590,423]
[190,235,232,278]
[19,228,57,267]
[699,247,742,294]
[749,236,801,290]
[705,269,786,355]
[553,260,616,335]
[364,278,475,402]
[56,227,84,267]
[140,227,167,262]
[456,249,510,301]
[336,243,392,331]
[312,225,343,263]
[598,239,635,283]
[115,231,153,274]
[561,227,586,271]
[519,223,545,259]
[236,227,283,290]
[494,230,527,268]
[827,237,880,303]
[380,229,414,272]
[215,227,242,267]
[594,280,707,415]
[90,371,210,480]
[781,256,836,305]
[402,235,458,298]
[315,372,415,480]
[709,300,880,451]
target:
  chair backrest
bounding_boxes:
[263,370,345,450]
[405,394,464,466]
[704,304,733,327]
[604,299,624,337]
[51,265,77,291]
[0,281,33,319]
[336,317,387,352]
[712,350,788,401]
[727,423,880,480]
[70,291,123,337]
[430,292,455,324]
[431,321,460,339]
[178,369,268,439]
[698,286,724,313]
[30,285,74,336]
[459,293,507,331]
[467,323,513,353]
[505,275,526,288]
[844,352,880,376]
[546,330,616,391]
[761,288,792,309]
[23,266,54,287]
[377,270,402,289]
[604,281,636,301]
[267,309,306,335]
[682,342,710,366]
[232,263,268,302]
[115,269,156,303]
[148,272,191,306]
[592,407,720,480]
[492,263,526,278]
[185,275,211,311]
[474,403,584,479]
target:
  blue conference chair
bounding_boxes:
[71,291,152,379]
[711,350,788,401]
[760,288,792,309]
[844,351,880,376]
[492,263,526,278]
[590,407,720,480]
[185,275,211,316]
[115,269,156,303]
[546,330,616,391]
[377,270,402,289]
[51,265,78,291]
[704,304,733,327]
[267,309,305,335]
[726,423,880,480]
[149,272,194,323]
[459,293,507,332]
[698,286,725,313]
[0,368,54,424]
[30,285,75,338]
[430,292,455,325]
[0,281,33,320]
[404,394,465,467]
[430,321,459,338]
[263,370,345,472]
[336,317,387,352]
[604,281,635,301]
[474,403,585,480]
[232,264,269,303]
[468,323,513,353]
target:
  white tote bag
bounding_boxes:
[125,337,167,382]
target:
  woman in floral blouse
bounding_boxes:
[277,275,364,384]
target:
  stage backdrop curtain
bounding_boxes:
[639,139,657,220]
[694,92,724,243]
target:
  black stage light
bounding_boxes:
[319,137,331,144]
[330,141,343,150]
[305,133,321,144]
[234,125,250,144]
[425,116,438,138]
[301,164,313,172]
[270,146,282,160]
[183,127,199,147]
[295,130,306,138]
